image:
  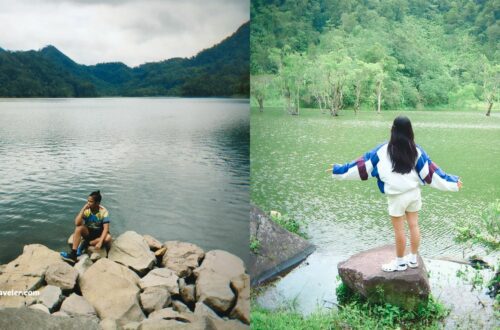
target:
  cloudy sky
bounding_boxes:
[0,0,248,67]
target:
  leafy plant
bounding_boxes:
[250,235,261,254]
[270,212,307,238]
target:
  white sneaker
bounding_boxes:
[405,255,419,268]
[381,259,408,272]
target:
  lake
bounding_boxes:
[0,98,249,264]
[251,107,500,326]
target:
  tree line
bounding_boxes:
[251,0,499,115]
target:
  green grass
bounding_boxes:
[250,106,500,257]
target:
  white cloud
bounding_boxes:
[0,0,249,66]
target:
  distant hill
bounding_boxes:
[0,22,249,97]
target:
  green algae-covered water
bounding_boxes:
[251,107,500,327]
[251,108,500,258]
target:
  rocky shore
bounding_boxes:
[0,231,249,330]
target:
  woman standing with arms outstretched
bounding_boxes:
[331,116,462,271]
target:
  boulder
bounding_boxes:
[194,250,245,280]
[195,270,235,314]
[171,300,190,313]
[108,231,156,275]
[338,245,430,311]
[88,246,107,261]
[147,307,193,322]
[122,322,141,330]
[0,244,64,307]
[74,254,93,277]
[45,262,78,290]
[139,268,179,295]
[249,206,315,286]
[161,241,204,277]
[37,285,63,312]
[79,258,144,323]
[0,307,100,330]
[143,235,163,251]
[100,318,118,330]
[229,273,250,324]
[193,250,246,314]
[179,281,196,305]
[140,287,171,314]
[60,293,97,318]
[29,303,50,314]
[194,302,248,330]
[139,318,204,330]
[52,311,69,317]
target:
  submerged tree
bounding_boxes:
[251,74,274,112]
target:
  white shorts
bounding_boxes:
[387,188,422,217]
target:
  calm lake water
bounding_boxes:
[0,98,249,264]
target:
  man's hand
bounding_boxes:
[95,241,103,250]
[458,179,463,190]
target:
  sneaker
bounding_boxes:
[405,255,419,268]
[76,240,88,257]
[60,251,77,264]
[381,259,408,272]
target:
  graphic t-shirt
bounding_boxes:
[83,206,110,231]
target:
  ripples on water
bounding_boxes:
[251,109,500,260]
[0,98,249,264]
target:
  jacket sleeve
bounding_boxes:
[332,144,382,181]
[415,146,459,192]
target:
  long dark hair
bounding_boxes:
[89,190,102,203]
[388,116,417,174]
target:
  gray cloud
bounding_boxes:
[0,0,249,66]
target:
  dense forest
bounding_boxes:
[250,0,499,114]
[0,22,249,98]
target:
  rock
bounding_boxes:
[193,250,246,314]
[88,246,107,261]
[108,231,156,275]
[194,302,248,330]
[74,254,93,277]
[45,262,78,290]
[51,311,68,317]
[180,284,196,305]
[195,270,235,314]
[154,247,167,258]
[60,293,97,318]
[147,307,192,322]
[100,318,118,330]
[122,321,141,330]
[143,235,163,251]
[171,300,190,313]
[0,307,100,330]
[194,250,245,280]
[338,245,430,311]
[29,303,50,314]
[139,319,204,330]
[249,206,315,286]
[140,287,171,314]
[0,244,65,308]
[139,268,179,295]
[229,274,250,324]
[79,258,144,323]
[161,241,204,277]
[37,285,63,312]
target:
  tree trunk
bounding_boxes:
[354,82,361,115]
[376,81,382,114]
[258,97,264,112]
[486,100,493,116]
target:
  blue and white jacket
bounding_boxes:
[332,143,459,195]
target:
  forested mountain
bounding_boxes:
[251,0,498,113]
[0,22,249,97]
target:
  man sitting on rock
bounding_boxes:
[60,190,112,263]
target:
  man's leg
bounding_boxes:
[72,225,89,250]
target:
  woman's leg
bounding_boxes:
[405,211,420,254]
[391,216,406,258]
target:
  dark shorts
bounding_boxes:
[85,228,107,241]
